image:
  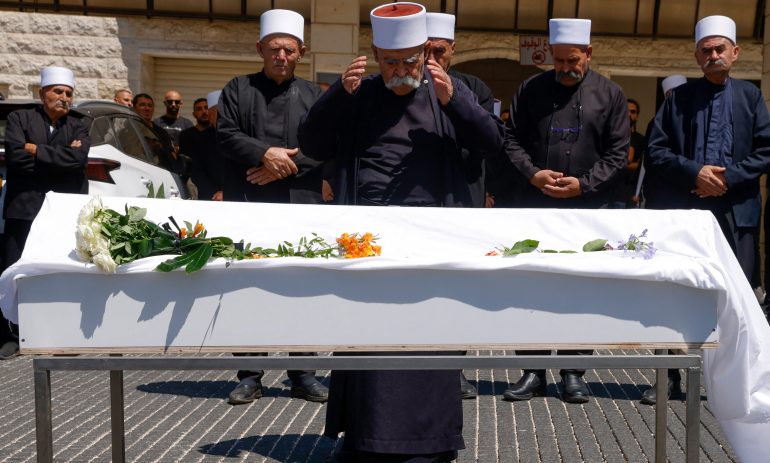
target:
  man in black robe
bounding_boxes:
[0,66,90,359]
[426,11,496,401]
[179,96,224,201]
[644,15,770,403]
[298,3,504,462]
[216,8,328,405]
[501,18,629,404]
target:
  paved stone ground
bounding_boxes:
[0,349,737,462]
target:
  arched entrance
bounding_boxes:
[452,58,542,109]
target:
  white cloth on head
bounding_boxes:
[661,75,687,95]
[370,2,427,50]
[549,18,591,46]
[40,66,75,89]
[206,90,222,109]
[695,15,736,45]
[426,12,455,41]
[260,8,304,43]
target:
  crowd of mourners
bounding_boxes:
[1,3,770,462]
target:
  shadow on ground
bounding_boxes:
[136,380,281,399]
[198,433,338,461]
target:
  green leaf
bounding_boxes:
[155,252,197,272]
[156,183,165,198]
[185,243,214,273]
[502,239,539,256]
[127,207,146,222]
[138,239,151,257]
[541,249,558,253]
[146,182,155,198]
[582,239,608,252]
[560,250,577,254]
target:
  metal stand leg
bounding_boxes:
[653,349,667,463]
[34,366,53,463]
[685,365,701,463]
[109,354,125,463]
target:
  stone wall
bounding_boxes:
[0,11,272,99]
[0,9,763,101]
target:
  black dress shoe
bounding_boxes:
[640,377,682,405]
[290,375,329,402]
[561,373,590,404]
[228,377,263,405]
[503,371,546,401]
[460,372,477,399]
[0,341,19,360]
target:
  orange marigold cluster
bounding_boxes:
[336,232,382,259]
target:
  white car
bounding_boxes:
[0,99,190,233]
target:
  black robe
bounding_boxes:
[503,69,629,208]
[450,69,495,208]
[179,125,225,200]
[3,106,90,221]
[298,73,504,456]
[217,71,324,204]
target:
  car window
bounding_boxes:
[89,116,116,146]
[128,118,175,170]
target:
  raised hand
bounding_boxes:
[342,56,368,95]
[426,58,453,106]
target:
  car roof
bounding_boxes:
[71,100,140,118]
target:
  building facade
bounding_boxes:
[0,0,766,128]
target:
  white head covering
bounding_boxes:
[40,66,75,89]
[426,12,455,41]
[695,15,736,45]
[661,75,687,95]
[370,2,427,50]
[206,90,222,109]
[549,18,592,46]
[260,9,304,43]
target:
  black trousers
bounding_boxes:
[0,219,31,344]
[233,352,316,383]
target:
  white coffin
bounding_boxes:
[16,261,718,353]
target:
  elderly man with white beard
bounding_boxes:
[298,3,503,462]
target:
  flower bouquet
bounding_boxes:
[75,197,381,274]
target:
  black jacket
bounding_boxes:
[3,107,90,220]
[217,72,324,204]
[298,72,504,207]
[503,69,629,208]
[645,77,770,227]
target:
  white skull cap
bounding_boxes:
[370,2,427,50]
[549,18,591,46]
[260,9,304,43]
[40,66,75,89]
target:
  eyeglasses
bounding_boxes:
[165,100,182,105]
[382,52,422,66]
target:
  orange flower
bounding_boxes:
[180,228,187,238]
[193,222,205,237]
[336,232,381,258]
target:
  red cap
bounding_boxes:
[372,3,422,17]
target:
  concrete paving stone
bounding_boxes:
[0,350,743,462]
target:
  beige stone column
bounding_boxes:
[309,0,359,83]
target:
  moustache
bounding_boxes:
[556,70,583,82]
[55,101,70,110]
[385,75,421,91]
[706,59,726,67]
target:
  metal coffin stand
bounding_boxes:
[33,353,703,463]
